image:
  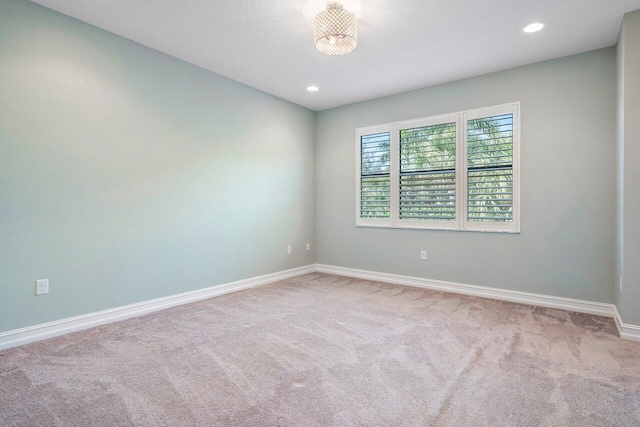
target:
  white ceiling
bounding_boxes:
[30,0,640,111]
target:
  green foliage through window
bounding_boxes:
[399,123,456,220]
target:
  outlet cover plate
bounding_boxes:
[35,279,49,295]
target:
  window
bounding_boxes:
[356,103,520,232]
[359,128,391,222]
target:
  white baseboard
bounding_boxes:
[317,264,616,317]
[0,264,316,351]
[613,306,640,342]
[317,263,640,342]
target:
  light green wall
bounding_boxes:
[316,48,616,304]
[616,10,640,325]
[0,0,315,333]
[0,0,628,335]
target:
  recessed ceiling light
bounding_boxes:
[307,86,319,92]
[523,22,545,33]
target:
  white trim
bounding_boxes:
[317,264,640,342]
[0,265,316,351]
[316,264,615,317]
[390,122,399,227]
[613,305,640,342]
[456,113,464,230]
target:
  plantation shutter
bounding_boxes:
[399,122,457,221]
[466,113,514,222]
[360,132,391,219]
[356,103,518,232]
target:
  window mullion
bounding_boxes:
[390,123,400,227]
[513,104,521,232]
[457,114,466,230]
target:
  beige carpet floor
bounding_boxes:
[1,273,639,426]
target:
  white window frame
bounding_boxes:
[395,113,461,231]
[355,102,521,233]
[355,124,393,228]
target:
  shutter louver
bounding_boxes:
[399,123,456,220]
[467,114,513,222]
[360,132,390,218]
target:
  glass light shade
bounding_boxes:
[314,2,357,56]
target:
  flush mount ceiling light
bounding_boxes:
[314,2,357,56]
[523,22,545,33]
[307,86,319,92]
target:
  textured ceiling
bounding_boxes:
[30,0,640,111]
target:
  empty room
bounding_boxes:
[2,0,640,425]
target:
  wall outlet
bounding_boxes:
[620,276,623,293]
[287,245,292,255]
[35,279,49,296]
[306,243,310,251]
[420,251,427,261]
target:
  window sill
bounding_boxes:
[356,223,520,234]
